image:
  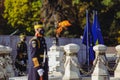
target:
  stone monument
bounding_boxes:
[92,44,110,80]
[48,38,65,80]
[62,43,81,80]
[114,45,120,79]
[0,45,15,80]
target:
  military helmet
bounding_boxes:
[19,34,26,38]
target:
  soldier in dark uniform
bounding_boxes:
[28,23,48,80]
[15,34,28,76]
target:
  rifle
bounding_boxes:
[9,29,19,36]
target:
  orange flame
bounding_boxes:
[56,20,71,35]
[58,20,71,28]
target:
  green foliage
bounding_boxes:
[4,0,29,26]
[1,0,120,45]
[3,0,42,35]
[72,0,79,5]
[116,11,120,19]
[101,0,114,6]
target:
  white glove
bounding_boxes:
[21,61,24,65]
[37,68,44,76]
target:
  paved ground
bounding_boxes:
[9,76,27,80]
[9,75,62,80]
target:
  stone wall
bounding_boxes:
[0,35,86,65]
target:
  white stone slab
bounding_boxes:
[9,76,28,80]
[48,45,64,74]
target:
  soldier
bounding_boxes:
[28,23,48,80]
[15,34,28,76]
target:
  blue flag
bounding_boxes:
[82,10,95,65]
[92,11,104,45]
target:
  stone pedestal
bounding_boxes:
[114,45,120,79]
[92,44,110,80]
[48,45,64,79]
[62,43,81,80]
[0,45,15,80]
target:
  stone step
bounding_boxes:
[9,73,63,80]
[9,76,120,80]
[9,76,27,80]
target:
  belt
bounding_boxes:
[39,54,48,58]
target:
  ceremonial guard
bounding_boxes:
[15,34,28,76]
[28,23,48,80]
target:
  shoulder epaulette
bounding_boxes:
[29,36,40,48]
[17,41,22,47]
[29,36,37,44]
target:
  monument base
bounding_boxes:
[49,71,62,80]
[9,76,120,80]
[9,76,28,80]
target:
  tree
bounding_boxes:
[2,0,120,45]
[78,0,120,46]
[3,0,42,35]
[40,0,82,37]
[92,0,120,45]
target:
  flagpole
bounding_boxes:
[86,10,90,68]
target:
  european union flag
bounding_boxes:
[82,10,95,65]
[92,11,104,45]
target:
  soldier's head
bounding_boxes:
[19,34,26,41]
[34,24,45,36]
